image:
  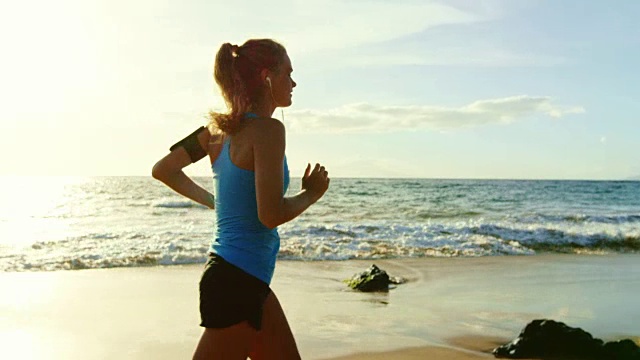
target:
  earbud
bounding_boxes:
[266,76,279,107]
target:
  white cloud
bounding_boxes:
[600,136,607,144]
[286,96,585,133]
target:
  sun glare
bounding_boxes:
[1,0,102,117]
[0,176,89,247]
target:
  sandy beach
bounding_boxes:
[1,254,639,359]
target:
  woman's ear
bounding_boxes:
[260,68,270,86]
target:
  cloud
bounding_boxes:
[277,1,481,54]
[286,96,585,133]
[186,0,559,70]
[281,1,565,69]
[132,0,485,59]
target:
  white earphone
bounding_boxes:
[265,76,285,121]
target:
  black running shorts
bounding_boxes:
[199,253,271,330]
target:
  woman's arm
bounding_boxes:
[253,119,329,229]
[152,128,216,209]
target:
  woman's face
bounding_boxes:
[269,53,296,107]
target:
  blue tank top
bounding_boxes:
[209,120,290,284]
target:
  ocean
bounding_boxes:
[1,176,639,272]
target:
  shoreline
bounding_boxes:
[1,254,639,359]
[323,335,506,359]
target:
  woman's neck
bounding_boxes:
[249,99,276,119]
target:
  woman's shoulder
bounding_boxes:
[242,117,285,152]
[254,117,284,129]
[247,117,285,138]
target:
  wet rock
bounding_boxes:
[345,264,403,292]
[493,319,640,359]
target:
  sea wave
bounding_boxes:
[4,252,209,271]
[515,214,640,224]
[3,239,211,272]
[3,229,638,272]
[152,201,205,209]
[3,177,640,272]
[4,219,640,273]
[277,227,639,261]
[468,224,640,251]
[416,210,484,219]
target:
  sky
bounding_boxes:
[0,0,638,179]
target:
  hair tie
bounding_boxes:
[231,44,240,58]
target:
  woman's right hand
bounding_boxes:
[302,163,330,202]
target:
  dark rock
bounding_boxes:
[345,264,395,292]
[493,319,640,359]
[493,319,602,359]
[603,340,640,360]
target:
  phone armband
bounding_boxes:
[169,126,207,163]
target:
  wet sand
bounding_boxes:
[1,254,639,359]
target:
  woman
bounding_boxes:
[152,39,330,359]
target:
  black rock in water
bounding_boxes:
[345,264,397,292]
[493,319,640,360]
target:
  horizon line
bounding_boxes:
[1,174,638,182]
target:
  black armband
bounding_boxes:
[169,126,207,163]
